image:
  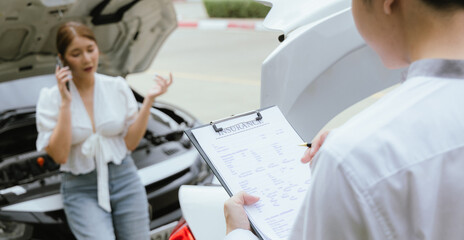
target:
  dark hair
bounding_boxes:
[421,0,464,9]
[364,0,464,10]
[56,22,97,57]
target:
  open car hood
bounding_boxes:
[259,0,350,35]
[0,0,177,83]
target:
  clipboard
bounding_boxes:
[184,106,273,239]
[184,105,311,240]
[185,106,273,197]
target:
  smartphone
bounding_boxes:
[56,57,70,91]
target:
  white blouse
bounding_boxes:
[36,73,138,212]
[225,59,464,240]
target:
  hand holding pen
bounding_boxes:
[300,131,330,165]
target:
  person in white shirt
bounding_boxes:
[36,21,172,239]
[224,0,464,239]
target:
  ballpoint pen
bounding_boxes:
[298,142,312,148]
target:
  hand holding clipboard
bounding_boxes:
[185,106,311,240]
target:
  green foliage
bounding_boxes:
[202,0,271,18]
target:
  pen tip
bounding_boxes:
[298,143,312,148]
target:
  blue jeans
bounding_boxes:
[61,155,150,240]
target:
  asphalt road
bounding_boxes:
[127,28,281,123]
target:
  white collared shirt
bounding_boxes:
[226,59,464,240]
[36,73,138,212]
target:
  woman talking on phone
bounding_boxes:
[36,21,172,240]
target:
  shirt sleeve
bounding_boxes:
[224,229,259,240]
[36,87,60,151]
[289,149,370,240]
[117,77,138,137]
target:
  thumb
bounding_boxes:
[242,192,260,205]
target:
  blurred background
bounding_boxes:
[127,0,281,123]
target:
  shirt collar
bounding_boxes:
[405,58,464,81]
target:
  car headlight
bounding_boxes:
[0,221,32,240]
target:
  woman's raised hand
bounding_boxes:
[146,73,173,101]
[55,65,72,102]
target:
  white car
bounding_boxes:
[171,0,403,239]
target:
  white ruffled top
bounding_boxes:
[36,73,138,212]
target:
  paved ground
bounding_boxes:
[127,2,281,123]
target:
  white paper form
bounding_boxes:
[191,106,311,240]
